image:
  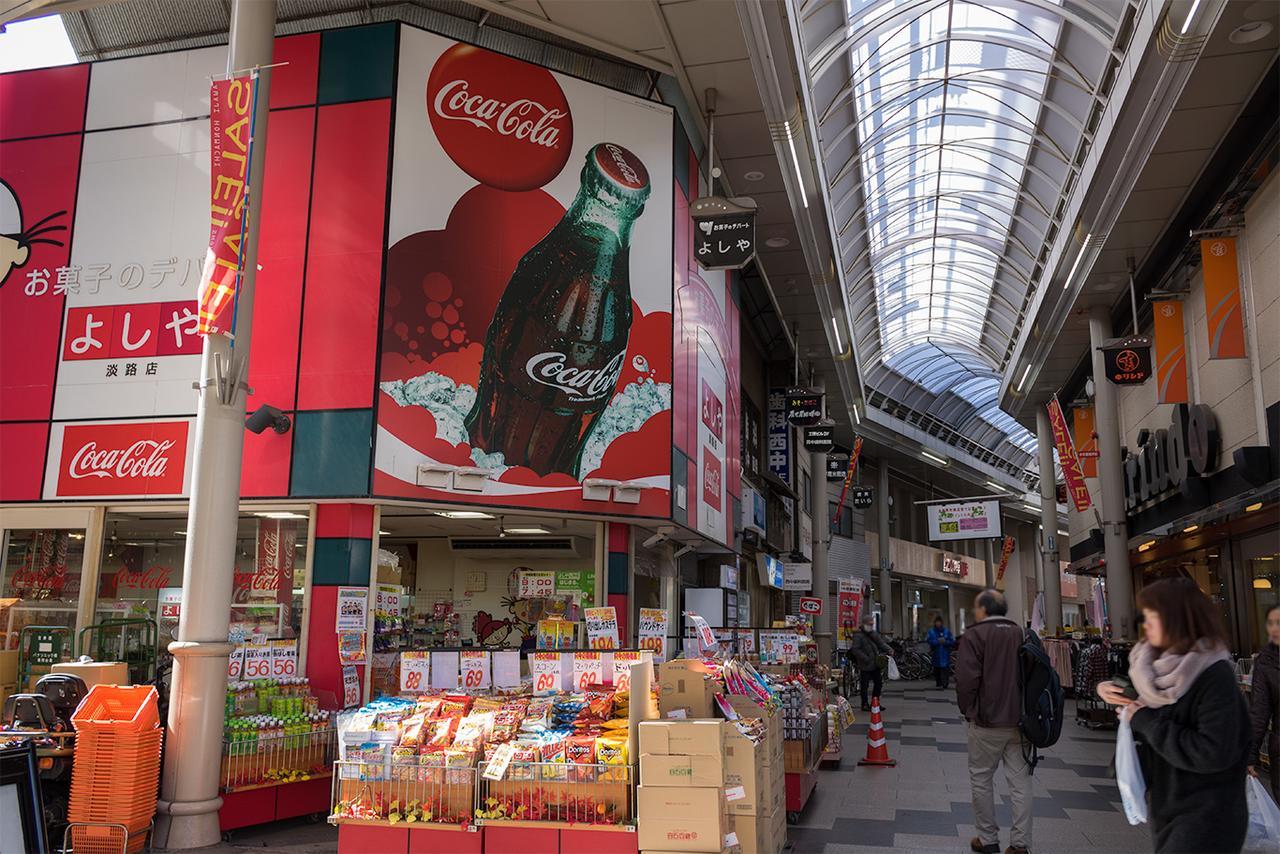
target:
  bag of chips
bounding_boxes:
[566,735,597,783]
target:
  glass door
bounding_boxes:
[1241,530,1280,652]
[1,528,87,682]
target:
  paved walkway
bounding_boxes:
[790,680,1151,854]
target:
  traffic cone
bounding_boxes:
[857,695,896,767]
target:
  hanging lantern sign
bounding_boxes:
[690,196,757,270]
[1100,335,1152,385]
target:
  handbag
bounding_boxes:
[1115,713,1147,825]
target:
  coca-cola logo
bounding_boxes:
[526,350,625,404]
[56,421,188,497]
[427,43,573,191]
[113,564,172,591]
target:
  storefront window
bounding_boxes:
[95,512,308,664]
[1139,544,1231,638]
[1,529,85,651]
[1247,553,1278,650]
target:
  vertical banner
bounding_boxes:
[1047,396,1092,513]
[1152,300,1189,403]
[198,75,257,337]
[1199,238,1246,359]
[995,535,1017,583]
[836,578,863,649]
[831,435,864,524]
[1072,405,1098,479]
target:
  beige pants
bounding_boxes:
[967,724,1033,850]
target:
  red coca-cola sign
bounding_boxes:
[57,421,188,497]
[427,43,573,191]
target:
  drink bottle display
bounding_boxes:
[465,142,651,476]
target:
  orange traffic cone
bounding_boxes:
[857,695,896,767]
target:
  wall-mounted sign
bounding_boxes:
[785,389,824,426]
[690,196,757,270]
[740,483,766,536]
[803,425,834,453]
[1124,402,1220,511]
[798,596,823,616]
[926,499,1002,542]
[757,553,784,589]
[1049,396,1093,513]
[1100,336,1152,385]
[782,560,813,592]
[766,388,792,485]
[850,486,875,509]
[941,556,969,577]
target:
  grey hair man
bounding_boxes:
[850,613,893,712]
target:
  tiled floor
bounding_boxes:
[790,680,1152,854]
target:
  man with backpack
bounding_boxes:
[955,588,1059,854]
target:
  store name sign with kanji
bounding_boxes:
[690,196,757,271]
[785,389,824,426]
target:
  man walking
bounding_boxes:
[927,615,955,689]
[955,590,1030,854]
[851,614,892,712]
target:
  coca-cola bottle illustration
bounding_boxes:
[465,142,651,477]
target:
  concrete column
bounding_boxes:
[985,538,996,589]
[1003,523,1028,626]
[810,381,831,663]
[1036,407,1063,634]
[155,2,276,848]
[877,461,893,634]
[1089,304,1136,639]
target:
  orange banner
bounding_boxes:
[996,536,1016,583]
[1152,300,1189,403]
[1072,405,1098,479]
[198,75,256,337]
[1200,237,1245,359]
[1048,396,1092,513]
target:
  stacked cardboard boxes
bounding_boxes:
[724,697,786,854]
[638,720,731,853]
[657,659,717,719]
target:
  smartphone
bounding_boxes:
[1111,674,1139,701]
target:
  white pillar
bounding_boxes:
[877,462,893,634]
[1003,523,1028,626]
[1035,406,1063,633]
[155,2,276,848]
[1089,305,1136,639]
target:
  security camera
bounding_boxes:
[642,527,673,548]
[245,404,292,435]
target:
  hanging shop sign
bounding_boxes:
[1100,335,1152,385]
[1200,237,1246,359]
[826,447,849,481]
[767,388,792,484]
[1073,405,1098,479]
[740,483,766,537]
[995,535,1017,583]
[926,499,1003,542]
[849,486,874,509]
[831,436,865,522]
[782,560,813,592]
[757,553,785,589]
[690,196,757,270]
[785,389,824,426]
[798,596,823,616]
[802,424,834,453]
[1152,301,1189,404]
[1048,395,1093,513]
[1123,402,1220,511]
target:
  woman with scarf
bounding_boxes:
[1097,578,1250,853]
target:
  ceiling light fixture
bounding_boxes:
[1138,539,1157,552]
[435,510,494,520]
[1063,234,1092,290]
[785,125,809,209]
[985,480,1006,493]
[504,526,551,535]
[174,530,187,536]
[1179,0,1202,35]
[765,236,790,249]
[1229,21,1273,44]
[743,170,766,181]
[1016,364,1032,393]
[378,530,390,536]
[254,511,307,519]
[921,450,948,466]
[1254,578,1273,590]
[851,403,861,425]
[1182,524,1199,534]
[1245,501,1264,513]
[830,316,843,352]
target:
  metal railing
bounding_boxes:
[330,760,477,826]
[477,761,636,827]
[220,725,335,792]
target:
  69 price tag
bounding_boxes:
[530,652,561,696]
[460,650,490,688]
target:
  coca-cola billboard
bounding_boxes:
[374,31,673,516]
[50,420,190,498]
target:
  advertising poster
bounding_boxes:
[374,31,674,517]
[926,499,1003,542]
[584,606,620,649]
[637,607,669,660]
[335,586,368,632]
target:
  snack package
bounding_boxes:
[445,748,476,784]
[566,734,597,783]
[595,733,629,782]
[427,715,459,747]
[415,697,443,719]
[491,709,522,743]
[438,694,473,718]
[358,742,387,780]
[418,746,445,784]
[392,745,418,781]
[471,697,503,715]
[453,716,487,752]
[512,742,544,781]
[399,713,427,748]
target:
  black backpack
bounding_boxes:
[1018,629,1064,770]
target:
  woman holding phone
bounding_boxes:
[1097,578,1250,853]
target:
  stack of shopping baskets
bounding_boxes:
[67,685,163,853]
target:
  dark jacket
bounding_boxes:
[1129,660,1250,854]
[927,626,954,668]
[954,616,1022,728]
[851,627,891,672]
[1249,642,1279,767]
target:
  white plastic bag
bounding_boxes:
[1245,775,1280,850]
[886,657,901,681]
[1114,713,1147,825]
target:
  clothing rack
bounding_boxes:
[1069,638,1132,729]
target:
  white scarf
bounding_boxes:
[1127,639,1231,708]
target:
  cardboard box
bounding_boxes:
[50,660,129,690]
[725,696,782,766]
[639,720,726,757]
[659,659,717,719]
[0,650,18,685]
[637,786,729,853]
[642,752,726,788]
[723,728,775,816]
[730,811,782,854]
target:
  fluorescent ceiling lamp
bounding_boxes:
[1016,364,1032,393]
[984,480,1006,492]
[1023,502,1039,512]
[921,450,948,466]
[504,526,551,535]
[830,316,843,353]
[174,530,187,535]
[785,126,809,209]
[851,403,861,425]
[1063,235,1092,290]
[255,511,307,519]
[435,510,494,520]
[378,530,390,536]
[1180,0,1202,34]
[1182,524,1199,534]
[1245,502,1263,512]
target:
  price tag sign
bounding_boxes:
[573,652,603,690]
[227,645,245,680]
[460,649,491,688]
[780,637,799,663]
[684,611,718,650]
[342,666,360,708]
[638,608,669,661]
[735,629,756,656]
[242,643,273,679]
[336,587,367,632]
[400,651,430,694]
[584,606,620,650]
[612,651,641,691]
[430,651,459,690]
[269,639,298,678]
[518,570,556,599]
[483,742,516,781]
[530,652,561,696]
[492,650,521,690]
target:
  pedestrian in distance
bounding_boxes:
[956,589,1032,854]
[1248,603,1280,801]
[851,614,892,712]
[927,615,955,689]
[1097,578,1251,853]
